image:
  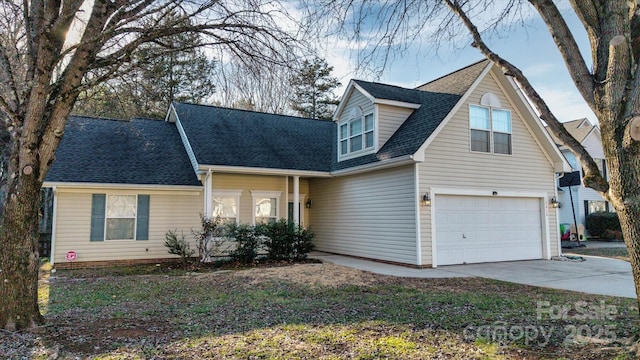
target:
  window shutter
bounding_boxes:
[90,194,106,241]
[136,195,150,240]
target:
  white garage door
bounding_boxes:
[435,195,543,266]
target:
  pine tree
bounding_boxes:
[290,57,341,120]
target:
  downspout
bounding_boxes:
[50,186,58,265]
[204,169,213,218]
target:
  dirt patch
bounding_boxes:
[232,262,382,288]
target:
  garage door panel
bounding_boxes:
[435,195,543,266]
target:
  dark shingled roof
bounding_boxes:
[173,103,335,172]
[334,60,489,170]
[46,116,201,186]
[48,60,491,183]
[547,118,596,149]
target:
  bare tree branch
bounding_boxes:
[529,0,595,108]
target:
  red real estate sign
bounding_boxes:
[65,251,77,262]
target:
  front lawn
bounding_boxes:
[565,247,630,262]
[2,262,639,359]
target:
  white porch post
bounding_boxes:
[293,175,300,225]
[204,169,213,218]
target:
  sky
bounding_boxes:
[320,3,597,124]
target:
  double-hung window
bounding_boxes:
[469,105,512,155]
[251,191,281,224]
[106,195,137,240]
[90,194,149,241]
[213,191,241,225]
[339,107,375,156]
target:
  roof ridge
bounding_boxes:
[173,101,330,123]
[352,79,416,91]
[415,59,489,89]
[69,114,131,122]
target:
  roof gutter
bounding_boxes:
[197,165,332,178]
[42,182,203,191]
[330,155,416,176]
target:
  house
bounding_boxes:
[548,118,613,234]
[44,59,570,268]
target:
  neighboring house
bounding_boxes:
[549,118,612,234]
[44,59,570,268]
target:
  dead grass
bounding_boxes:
[565,247,630,262]
[1,261,638,359]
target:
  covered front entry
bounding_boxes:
[435,195,544,266]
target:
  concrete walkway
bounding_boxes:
[311,252,636,298]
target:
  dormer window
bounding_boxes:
[339,107,374,157]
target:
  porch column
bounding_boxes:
[204,170,213,218]
[293,175,300,225]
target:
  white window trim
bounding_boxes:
[338,109,376,161]
[212,189,242,224]
[469,104,513,156]
[250,190,282,225]
[104,194,138,241]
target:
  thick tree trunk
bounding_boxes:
[619,207,640,310]
[0,175,44,330]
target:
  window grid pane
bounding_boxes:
[365,131,374,148]
[350,118,362,136]
[213,196,237,222]
[471,129,490,152]
[350,134,363,152]
[492,109,511,133]
[340,124,348,139]
[255,197,277,224]
[106,195,136,240]
[365,114,374,131]
[106,219,135,240]
[470,105,490,130]
[494,133,512,154]
[340,140,348,155]
[106,195,136,218]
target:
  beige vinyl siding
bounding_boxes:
[309,165,418,265]
[53,188,202,264]
[419,70,560,264]
[340,89,374,121]
[211,173,289,224]
[377,104,414,149]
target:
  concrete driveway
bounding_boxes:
[311,252,636,298]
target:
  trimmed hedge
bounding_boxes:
[258,219,315,260]
[586,212,621,238]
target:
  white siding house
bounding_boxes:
[552,119,611,235]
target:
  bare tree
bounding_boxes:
[314,0,640,311]
[213,56,295,114]
[0,0,301,330]
[73,16,218,119]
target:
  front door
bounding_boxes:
[288,202,302,225]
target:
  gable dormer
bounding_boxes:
[334,80,420,161]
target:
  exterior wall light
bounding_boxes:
[305,199,312,208]
[550,197,561,208]
[422,193,431,206]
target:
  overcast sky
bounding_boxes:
[320,4,596,124]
